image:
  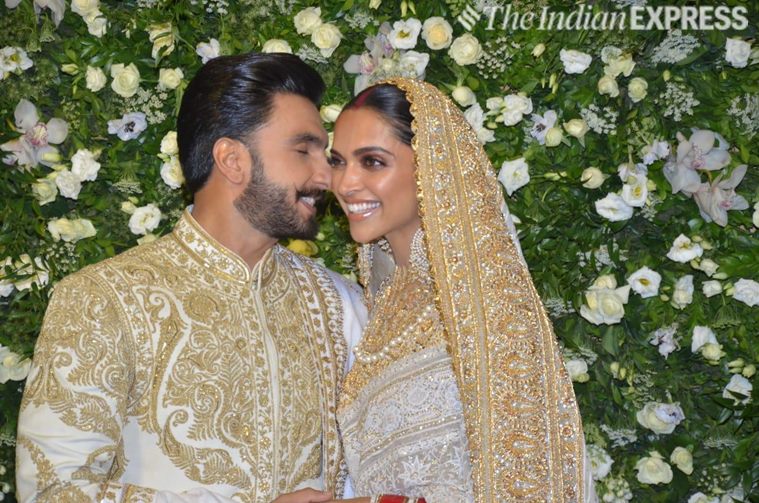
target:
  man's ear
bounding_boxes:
[212,137,249,185]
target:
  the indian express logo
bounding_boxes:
[459,4,750,31]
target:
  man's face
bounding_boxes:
[234,93,331,240]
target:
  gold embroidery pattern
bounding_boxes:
[17,436,91,503]
[353,78,586,503]
[283,250,349,494]
[20,273,131,443]
[341,265,445,409]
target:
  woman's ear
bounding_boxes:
[211,137,249,186]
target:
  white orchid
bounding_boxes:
[530,110,558,145]
[5,0,66,26]
[107,112,147,141]
[692,165,749,227]
[665,129,731,196]
[1,99,69,169]
[0,46,33,80]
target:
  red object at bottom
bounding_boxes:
[378,496,427,503]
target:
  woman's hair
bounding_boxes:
[344,83,414,146]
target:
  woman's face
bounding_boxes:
[330,107,420,247]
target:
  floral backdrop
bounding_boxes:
[1,0,758,501]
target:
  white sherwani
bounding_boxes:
[16,210,365,502]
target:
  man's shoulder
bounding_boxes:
[55,233,178,291]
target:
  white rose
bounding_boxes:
[702,280,723,298]
[560,49,592,74]
[86,15,107,38]
[121,201,137,214]
[261,39,292,54]
[667,234,703,263]
[85,66,106,92]
[388,18,422,50]
[320,104,342,123]
[636,402,684,434]
[604,53,635,78]
[110,63,141,98]
[587,444,613,480]
[421,17,453,50]
[13,254,49,291]
[497,157,529,197]
[448,34,482,66]
[0,257,15,298]
[294,6,322,36]
[128,203,162,235]
[532,43,546,57]
[725,38,751,68]
[47,217,96,243]
[628,77,648,103]
[147,22,174,60]
[627,266,661,298]
[691,325,718,353]
[622,176,648,207]
[160,156,184,189]
[688,492,718,503]
[71,0,99,17]
[311,23,342,58]
[71,148,101,181]
[158,68,184,90]
[55,169,82,199]
[31,176,58,205]
[196,39,220,64]
[732,278,759,307]
[700,342,725,363]
[635,452,673,485]
[697,258,719,277]
[0,346,31,383]
[563,118,589,139]
[565,358,589,383]
[670,447,693,475]
[595,193,633,221]
[542,127,562,147]
[451,86,476,107]
[581,167,606,189]
[672,275,694,309]
[160,131,178,156]
[500,94,532,126]
[723,374,753,404]
[580,281,630,325]
[598,75,619,97]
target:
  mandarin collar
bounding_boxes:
[173,209,277,287]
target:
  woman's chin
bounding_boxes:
[349,226,381,245]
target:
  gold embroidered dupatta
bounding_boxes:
[358,78,586,502]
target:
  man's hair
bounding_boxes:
[177,52,326,194]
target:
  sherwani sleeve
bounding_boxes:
[15,274,243,503]
[329,274,367,374]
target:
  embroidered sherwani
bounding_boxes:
[16,210,366,503]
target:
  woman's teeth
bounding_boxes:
[347,202,380,214]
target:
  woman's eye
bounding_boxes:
[362,156,385,168]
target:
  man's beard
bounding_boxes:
[234,149,321,240]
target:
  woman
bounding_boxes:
[328,78,596,503]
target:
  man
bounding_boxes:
[16,52,366,503]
